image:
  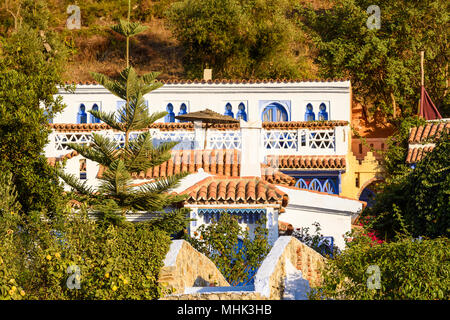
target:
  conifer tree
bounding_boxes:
[58,0,189,230]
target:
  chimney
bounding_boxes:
[203,68,212,81]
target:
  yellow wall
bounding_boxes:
[341,130,384,199]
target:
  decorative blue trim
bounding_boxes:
[259,100,291,121]
[198,208,266,224]
[90,103,100,123]
[318,103,328,121]
[165,103,175,122]
[236,102,247,121]
[305,103,315,121]
[77,104,87,124]
[225,103,234,118]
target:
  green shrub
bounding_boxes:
[0,207,172,300]
[310,236,450,300]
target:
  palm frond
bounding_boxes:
[57,169,96,195]
[111,19,148,38]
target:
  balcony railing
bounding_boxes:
[47,121,347,157]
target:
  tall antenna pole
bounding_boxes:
[420,51,425,87]
[418,51,425,115]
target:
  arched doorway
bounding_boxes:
[261,102,288,122]
[358,179,382,208]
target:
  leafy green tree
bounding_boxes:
[166,0,312,79]
[297,0,449,121]
[310,236,449,300]
[363,129,449,241]
[0,7,69,213]
[58,0,190,231]
[188,213,270,286]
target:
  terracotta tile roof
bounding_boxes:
[126,149,241,179]
[261,164,296,186]
[64,78,350,86]
[97,149,294,186]
[265,155,346,170]
[47,150,80,166]
[262,120,348,130]
[408,121,449,143]
[49,122,241,132]
[50,120,349,132]
[180,176,288,206]
[406,146,434,163]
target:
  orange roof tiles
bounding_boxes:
[64,78,350,86]
[262,120,348,130]
[408,122,449,143]
[265,155,346,170]
[181,176,288,206]
[50,121,349,133]
[406,146,434,163]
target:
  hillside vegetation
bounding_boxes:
[0,0,329,82]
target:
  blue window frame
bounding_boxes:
[262,102,288,122]
[165,103,175,122]
[318,103,328,121]
[77,104,87,124]
[90,103,100,123]
[177,103,188,122]
[225,103,234,118]
[305,103,315,121]
[236,102,247,121]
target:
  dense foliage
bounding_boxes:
[166,0,312,79]
[310,235,449,300]
[0,0,69,214]
[0,210,172,300]
[188,213,270,286]
[364,129,450,241]
[298,0,450,121]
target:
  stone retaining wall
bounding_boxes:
[159,237,325,300]
[158,240,229,294]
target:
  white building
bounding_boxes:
[46,79,364,250]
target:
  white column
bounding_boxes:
[240,119,262,177]
[193,121,205,150]
[334,125,348,155]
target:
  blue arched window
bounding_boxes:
[177,103,187,122]
[90,104,100,123]
[225,103,234,118]
[165,103,175,122]
[318,103,328,121]
[305,103,315,121]
[77,104,87,124]
[322,179,336,194]
[295,178,308,189]
[236,102,247,121]
[262,103,288,122]
[309,178,322,191]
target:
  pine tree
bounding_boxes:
[58,1,190,230]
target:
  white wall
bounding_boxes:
[276,185,363,250]
[53,81,351,124]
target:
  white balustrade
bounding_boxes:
[49,124,346,158]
